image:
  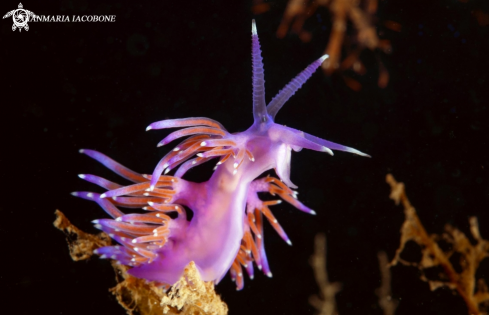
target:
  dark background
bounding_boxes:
[1,0,488,314]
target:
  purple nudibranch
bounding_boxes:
[72,20,369,290]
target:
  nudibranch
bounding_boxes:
[72,20,369,290]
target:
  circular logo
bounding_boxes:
[3,3,36,32]
[13,9,29,28]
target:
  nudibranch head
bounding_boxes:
[144,20,369,188]
[72,20,369,291]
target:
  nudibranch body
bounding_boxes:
[73,20,369,290]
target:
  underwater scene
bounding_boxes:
[2,0,489,314]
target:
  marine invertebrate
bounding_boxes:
[72,20,369,291]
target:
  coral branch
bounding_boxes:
[375,251,398,315]
[259,0,393,90]
[54,209,111,261]
[386,174,489,315]
[309,233,341,315]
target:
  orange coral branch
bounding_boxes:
[386,174,489,315]
[267,0,393,89]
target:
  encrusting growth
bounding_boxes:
[54,210,228,315]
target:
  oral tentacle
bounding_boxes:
[303,131,371,157]
[269,124,333,154]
